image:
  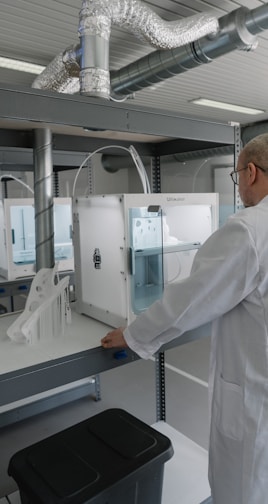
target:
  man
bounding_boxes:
[101,133,268,504]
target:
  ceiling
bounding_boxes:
[1,0,268,128]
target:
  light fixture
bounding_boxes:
[0,56,45,75]
[189,98,265,115]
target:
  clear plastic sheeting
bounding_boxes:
[79,0,219,49]
[7,267,71,345]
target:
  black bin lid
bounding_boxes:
[8,408,173,503]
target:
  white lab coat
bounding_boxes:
[124,195,268,504]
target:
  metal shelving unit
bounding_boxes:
[0,83,238,425]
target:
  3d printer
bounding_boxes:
[73,193,219,327]
[0,197,74,280]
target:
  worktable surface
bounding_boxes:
[0,308,112,375]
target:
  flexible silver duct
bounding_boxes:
[32,0,219,98]
[79,0,218,49]
[32,44,81,93]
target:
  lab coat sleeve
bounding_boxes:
[123,216,260,359]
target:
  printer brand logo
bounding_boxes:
[93,248,102,269]
[166,197,185,202]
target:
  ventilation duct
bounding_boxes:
[32,0,219,98]
[32,44,81,94]
[32,2,268,100]
[111,5,263,95]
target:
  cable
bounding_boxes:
[72,145,130,199]
[129,145,151,193]
[109,94,129,103]
[191,159,209,192]
[72,144,150,198]
[109,92,135,103]
[0,173,34,198]
[164,253,182,284]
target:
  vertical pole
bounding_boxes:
[151,154,166,422]
[234,125,243,213]
[155,352,166,421]
[94,374,101,402]
[53,170,59,197]
[3,179,8,198]
[151,155,161,194]
[33,129,54,272]
[83,153,101,397]
[87,157,94,195]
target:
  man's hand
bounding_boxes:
[101,327,128,349]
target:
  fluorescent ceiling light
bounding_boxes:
[190,98,265,115]
[0,56,45,74]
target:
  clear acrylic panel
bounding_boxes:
[129,206,164,315]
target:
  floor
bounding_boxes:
[0,334,211,503]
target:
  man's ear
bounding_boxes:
[248,162,257,184]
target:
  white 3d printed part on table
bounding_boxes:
[73,193,219,327]
[6,267,71,345]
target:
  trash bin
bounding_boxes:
[8,408,173,504]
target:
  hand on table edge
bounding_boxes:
[101,327,128,349]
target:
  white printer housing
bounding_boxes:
[73,193,219,327]
[0,197,74,280]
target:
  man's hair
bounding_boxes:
[243,133,268,171]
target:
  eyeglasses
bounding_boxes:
[230,163,267,185]
[230,167,247,185]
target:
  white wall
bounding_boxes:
[160,154,235,228]
[160,158,214,193]
[213,155,235,227]
[57,154,129,197]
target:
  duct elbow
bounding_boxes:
[32,45,81,93]
[79,0,219,50]
[78,0,219,98]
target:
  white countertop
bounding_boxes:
[0,308,112,376]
